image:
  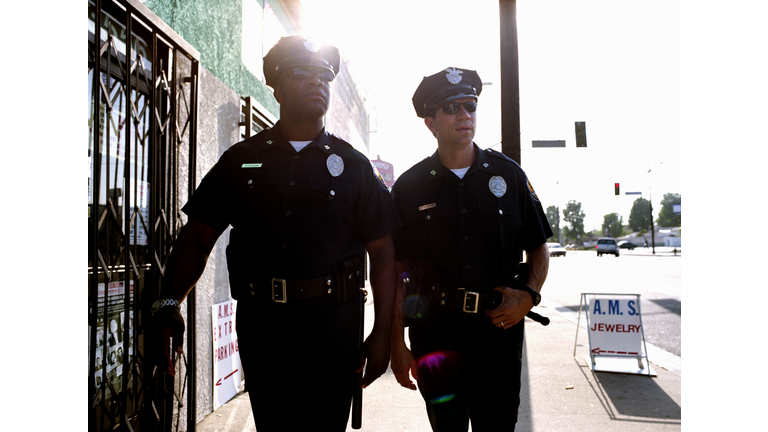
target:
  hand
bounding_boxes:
[391,342,418,390]
[485,286,533,329]
[151,307,185,376]
[357,325,391,388]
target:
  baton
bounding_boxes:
[515,263,549,326]
[526,310,550,326]
[351,288,366,429]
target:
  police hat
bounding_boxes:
[412,67,483,118]
[263,36,341,88]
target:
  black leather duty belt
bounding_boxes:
[440,289,502,313]
[269,277,334,303]
[249,274,361,304]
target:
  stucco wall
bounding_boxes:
[173,63,241,429]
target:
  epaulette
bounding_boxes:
[484,147,521,167]
[328,132,353,149]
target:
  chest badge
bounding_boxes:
[489,176,507,198]
[327,154,344,177]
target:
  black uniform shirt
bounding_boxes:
[392,144,552,292]
[183,122,400,287]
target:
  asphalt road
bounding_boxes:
[539,247,681,357]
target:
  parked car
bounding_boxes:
[595,238,620,257]
[618,241,637,250]
[547,242,566,257]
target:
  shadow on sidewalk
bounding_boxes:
[576,359,681,422]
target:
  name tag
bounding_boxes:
[241,163,262,168]
[418,202,437,211]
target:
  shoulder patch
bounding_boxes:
[527,178,540,202]
[370,161,390,191]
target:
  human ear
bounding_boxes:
[424,117,436,136]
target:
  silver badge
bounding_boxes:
[303,40,321,53]
[445,68,463,85]
[489,176,507,198]
[327,154,344,177]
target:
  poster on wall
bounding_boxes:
[212,300,243,410]
[92,280,134,401]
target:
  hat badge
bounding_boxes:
[445,68,463,85]
[303,40,321,53]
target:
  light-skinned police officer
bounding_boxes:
[391,67,551,431]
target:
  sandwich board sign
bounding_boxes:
[212,300,244,409]
[574,293,655,376]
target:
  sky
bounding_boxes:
[300,0,682,232]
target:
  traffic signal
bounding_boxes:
[614,183,620,195]
[575,122,587,147]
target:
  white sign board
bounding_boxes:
[212,300,243,410]
[587,297,642,357]
[579,294,655,376]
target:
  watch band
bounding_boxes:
[513,285,541,306]
[152,298,181,315]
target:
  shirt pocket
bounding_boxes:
[402,203,458,262]
[307,172,357,228]
[478,196,521,251]
[233,169,279,226]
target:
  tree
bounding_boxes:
[545,205,559,242]
[628,197,651,232]
[658,193,681,227]
[562,200,585,244]
[602,212,624,238]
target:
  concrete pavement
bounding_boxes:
[195,295,681,431]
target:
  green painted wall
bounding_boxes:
[144,0,279,116]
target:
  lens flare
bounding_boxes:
[404,294,429,320]
[416,351,464,405]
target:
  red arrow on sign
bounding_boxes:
[215,369,239,386]
[591,347,606,354]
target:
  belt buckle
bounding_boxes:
[462,290,480,313]
[271,278,287,303]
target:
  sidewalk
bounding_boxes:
[195,297,681,431]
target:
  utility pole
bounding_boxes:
[648,163,662,254]
[499,0,521,164]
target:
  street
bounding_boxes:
[539,247,681,357]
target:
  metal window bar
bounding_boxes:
[240,96,277,139]
[88,0,199,431]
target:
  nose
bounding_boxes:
[305,75,326,87]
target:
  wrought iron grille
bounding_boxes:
[87,0,199,431]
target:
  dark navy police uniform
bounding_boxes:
[183,124,400,430]
[392,145,552,431]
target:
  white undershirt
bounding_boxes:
[290,141,313,152]
[450,167,471,179]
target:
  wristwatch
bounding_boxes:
[514,286,541,307]
[151,299,181,315]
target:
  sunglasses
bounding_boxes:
[441,101,477,115]
[284,67,335,82]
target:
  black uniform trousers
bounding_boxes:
[409,305,525,432]
[236,294,360,431]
